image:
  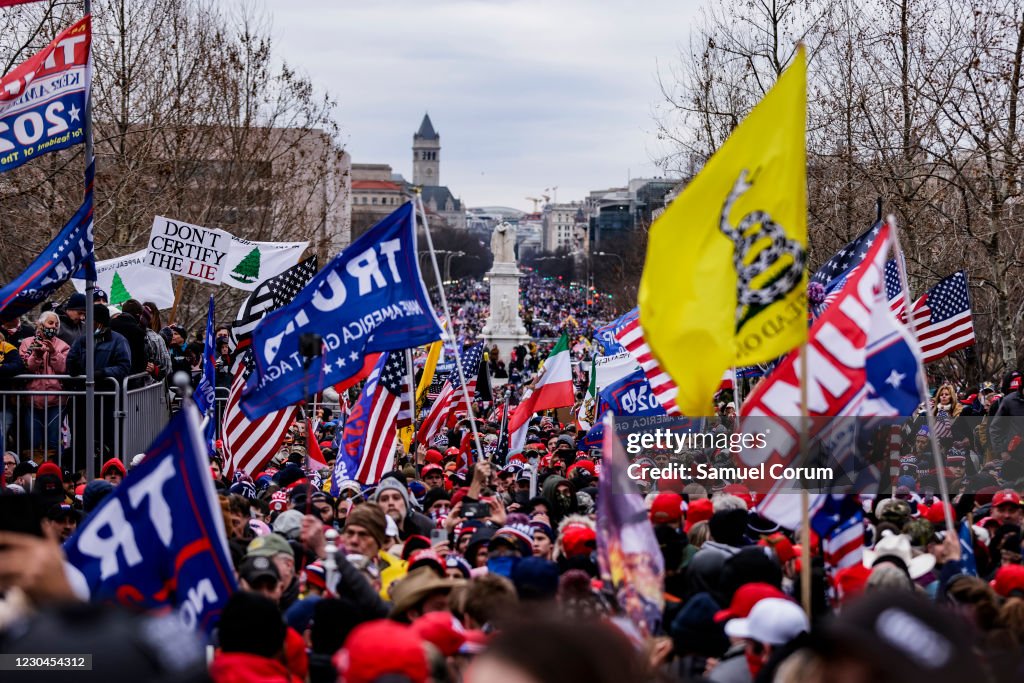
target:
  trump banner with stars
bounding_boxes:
[63,404,237,635]
[241,202,443,419]
[0,15,90,173]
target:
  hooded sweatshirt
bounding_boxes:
[541,474,578,526]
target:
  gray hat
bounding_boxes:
[373,476,411,512]
[272,509,304,540]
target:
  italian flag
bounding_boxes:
[509,335,575,450]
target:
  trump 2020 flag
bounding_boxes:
[0,15,90,173]
[241,202,442,419]
[639,46,807,415]
[597,413,664,638]
[0,168,95,319]
[63,404,237,635]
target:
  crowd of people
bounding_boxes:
[2,273,1024,682]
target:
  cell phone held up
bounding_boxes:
[461,501,488,520]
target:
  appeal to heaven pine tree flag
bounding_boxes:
[73,249,176,310]
[222,237,308,291]
[638,46,807,416]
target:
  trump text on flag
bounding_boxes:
[0,16,90,172]
[146,216,231,284]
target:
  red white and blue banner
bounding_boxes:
[64,404,237,635]
[0,15,90,173]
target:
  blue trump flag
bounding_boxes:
[598,368,667,419]
[241,202,442,419]
[580,368,666,451]
[63,404,237,635]
[594,308,638,355]
[0,164,96,319]
[194,295,216,415]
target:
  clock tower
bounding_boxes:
[412,113,440,186]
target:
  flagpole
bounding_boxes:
[405,347,416,457]
[889,215,956,535]
[83,0,96,480]
[798,343,812,620]
[415,194,486,463]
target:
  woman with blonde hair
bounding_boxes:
[18,311,70,459]
[933,383,963,418]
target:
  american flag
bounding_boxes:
[416,342,483,443]
[351,350,412,483]
[448,342,485,426]
[811,223,905,318]
[230,256,317,373]
[223,257,317,477]
[811,495,864,571]
[223,352,297,477]
[908,271,976,363]
[614,314,681,415]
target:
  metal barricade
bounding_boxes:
[0,374,121,475]
[121,372,172,458]
[0,372,173,475]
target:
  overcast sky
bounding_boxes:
[256,0,701,211]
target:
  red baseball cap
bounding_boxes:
[421,463,443,477]
[925,502,953,525]
[722,483,753,509]
[991,564,1024,597]
[37,461,63,481]
[685,497,714,532]
[424,449,443,464]
[992,489,1022,508]
[758,533,796,564]
[561,524,597,558]
[649,492,684,525]
[833,563,871,603]
[713,582,788,622]
[410,612,466,657]
[334,620,427,683]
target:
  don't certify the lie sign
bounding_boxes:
[146,216,231,284]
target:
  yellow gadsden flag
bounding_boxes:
[638,46,807,416]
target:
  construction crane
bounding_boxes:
[525,196,543,211]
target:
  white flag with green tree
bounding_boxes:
[72,250,175,309]
[222,237,309,291]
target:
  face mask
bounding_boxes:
[41,327,57,339]
[556,492,573,510]
[486,555,520,578]
[745,647,765,678]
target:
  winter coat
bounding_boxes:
[208,652,302,683]
[57,312,87,348]
[67,328,132,386]
[143,328,172,380]
[989,391,1024,455]
[108,313,148,377]
[19,335,70,407]
[0,340,24,385]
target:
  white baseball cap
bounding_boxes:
[724,597,808,645]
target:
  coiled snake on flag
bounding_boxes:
[719,170,806,329]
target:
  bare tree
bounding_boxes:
[0,0,347,330]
